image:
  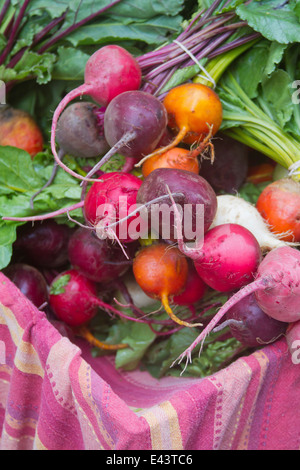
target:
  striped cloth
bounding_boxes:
[0,272,300,450]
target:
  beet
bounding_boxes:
[225,292,287,347]
[200,134,249,194]
[56,101,109,158]
[4,263,48,309]
[68,228,133,283]
[14,220,73,268]
[136,167,217,241]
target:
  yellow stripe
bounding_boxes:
[159,401,183,450]
[143,410,163,449]
[0,304,44,378]
[0,305,24,346]
[75,361,106,450]
[14,340,44,378]
[141,401,183,450]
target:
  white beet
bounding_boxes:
[115,272,157,310]
[210,195,292,251]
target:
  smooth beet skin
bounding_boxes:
[173,261,207,306]
[49,269,99,327]
[254,245,300,323]
[84,172,143,243]
[84,45,142,106]
[194,223,262,292]
[4,263,48,309]
[200,134,249,194]
[226,292,287,347]
[68,228,132,283]
[56,102,109,158]
[104,90,168,159]
[0,105,44,158]
[14,220,73,268]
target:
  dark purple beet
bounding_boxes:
[104,90,168,158]
[67,228,134,283]
[4,263,48,308]
[200,134,249,194]
[14,220,73,268]
[225,292,287,347]
[136,167,217,241]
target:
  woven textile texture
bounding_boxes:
[0,272,300,450]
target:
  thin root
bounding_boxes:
[77,325,128,351]
[135,126,188,167]
[161,293,203,328]
[189,124,215,163]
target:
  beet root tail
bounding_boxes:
[170,278,270,375]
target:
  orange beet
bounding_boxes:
[256,178,300,242]
[165,83,222,145]
[133,243,202,328]
[142,147,199,178]
[0,106,44,158]
[136,83,222,167]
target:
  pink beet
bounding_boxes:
[84,172,143,246]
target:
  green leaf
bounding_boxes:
[261,69,294,128]
[238,182,269,205]
[115,322,157,371]
[292,0,300,21]
[0,51,56,85]
[236,0,300,44]
[0,222,19,270]
[65,15,183,47]
[0,146,43,192]
[52,47,90,81]
[230,40,287,99]
[49,274,71,295]
[108,0,184,19]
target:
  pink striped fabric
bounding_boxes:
[0,272,299,450]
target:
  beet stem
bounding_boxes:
[3,200,84,222]
[0,0,31,65]
[0,0,11,25]
[104,192,184,230]
[171,278,271,374]
[212,318,244,333]
[37,0,123,54]
[6,13,67,69]
[83,130,137,181]
[161,293,203,328]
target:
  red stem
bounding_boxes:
[0,0,31,65]
[37,0,123,54]
[6,13,67,69]
[0,0,11,24]
[171,278,272,370]
[2,200,84,222]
